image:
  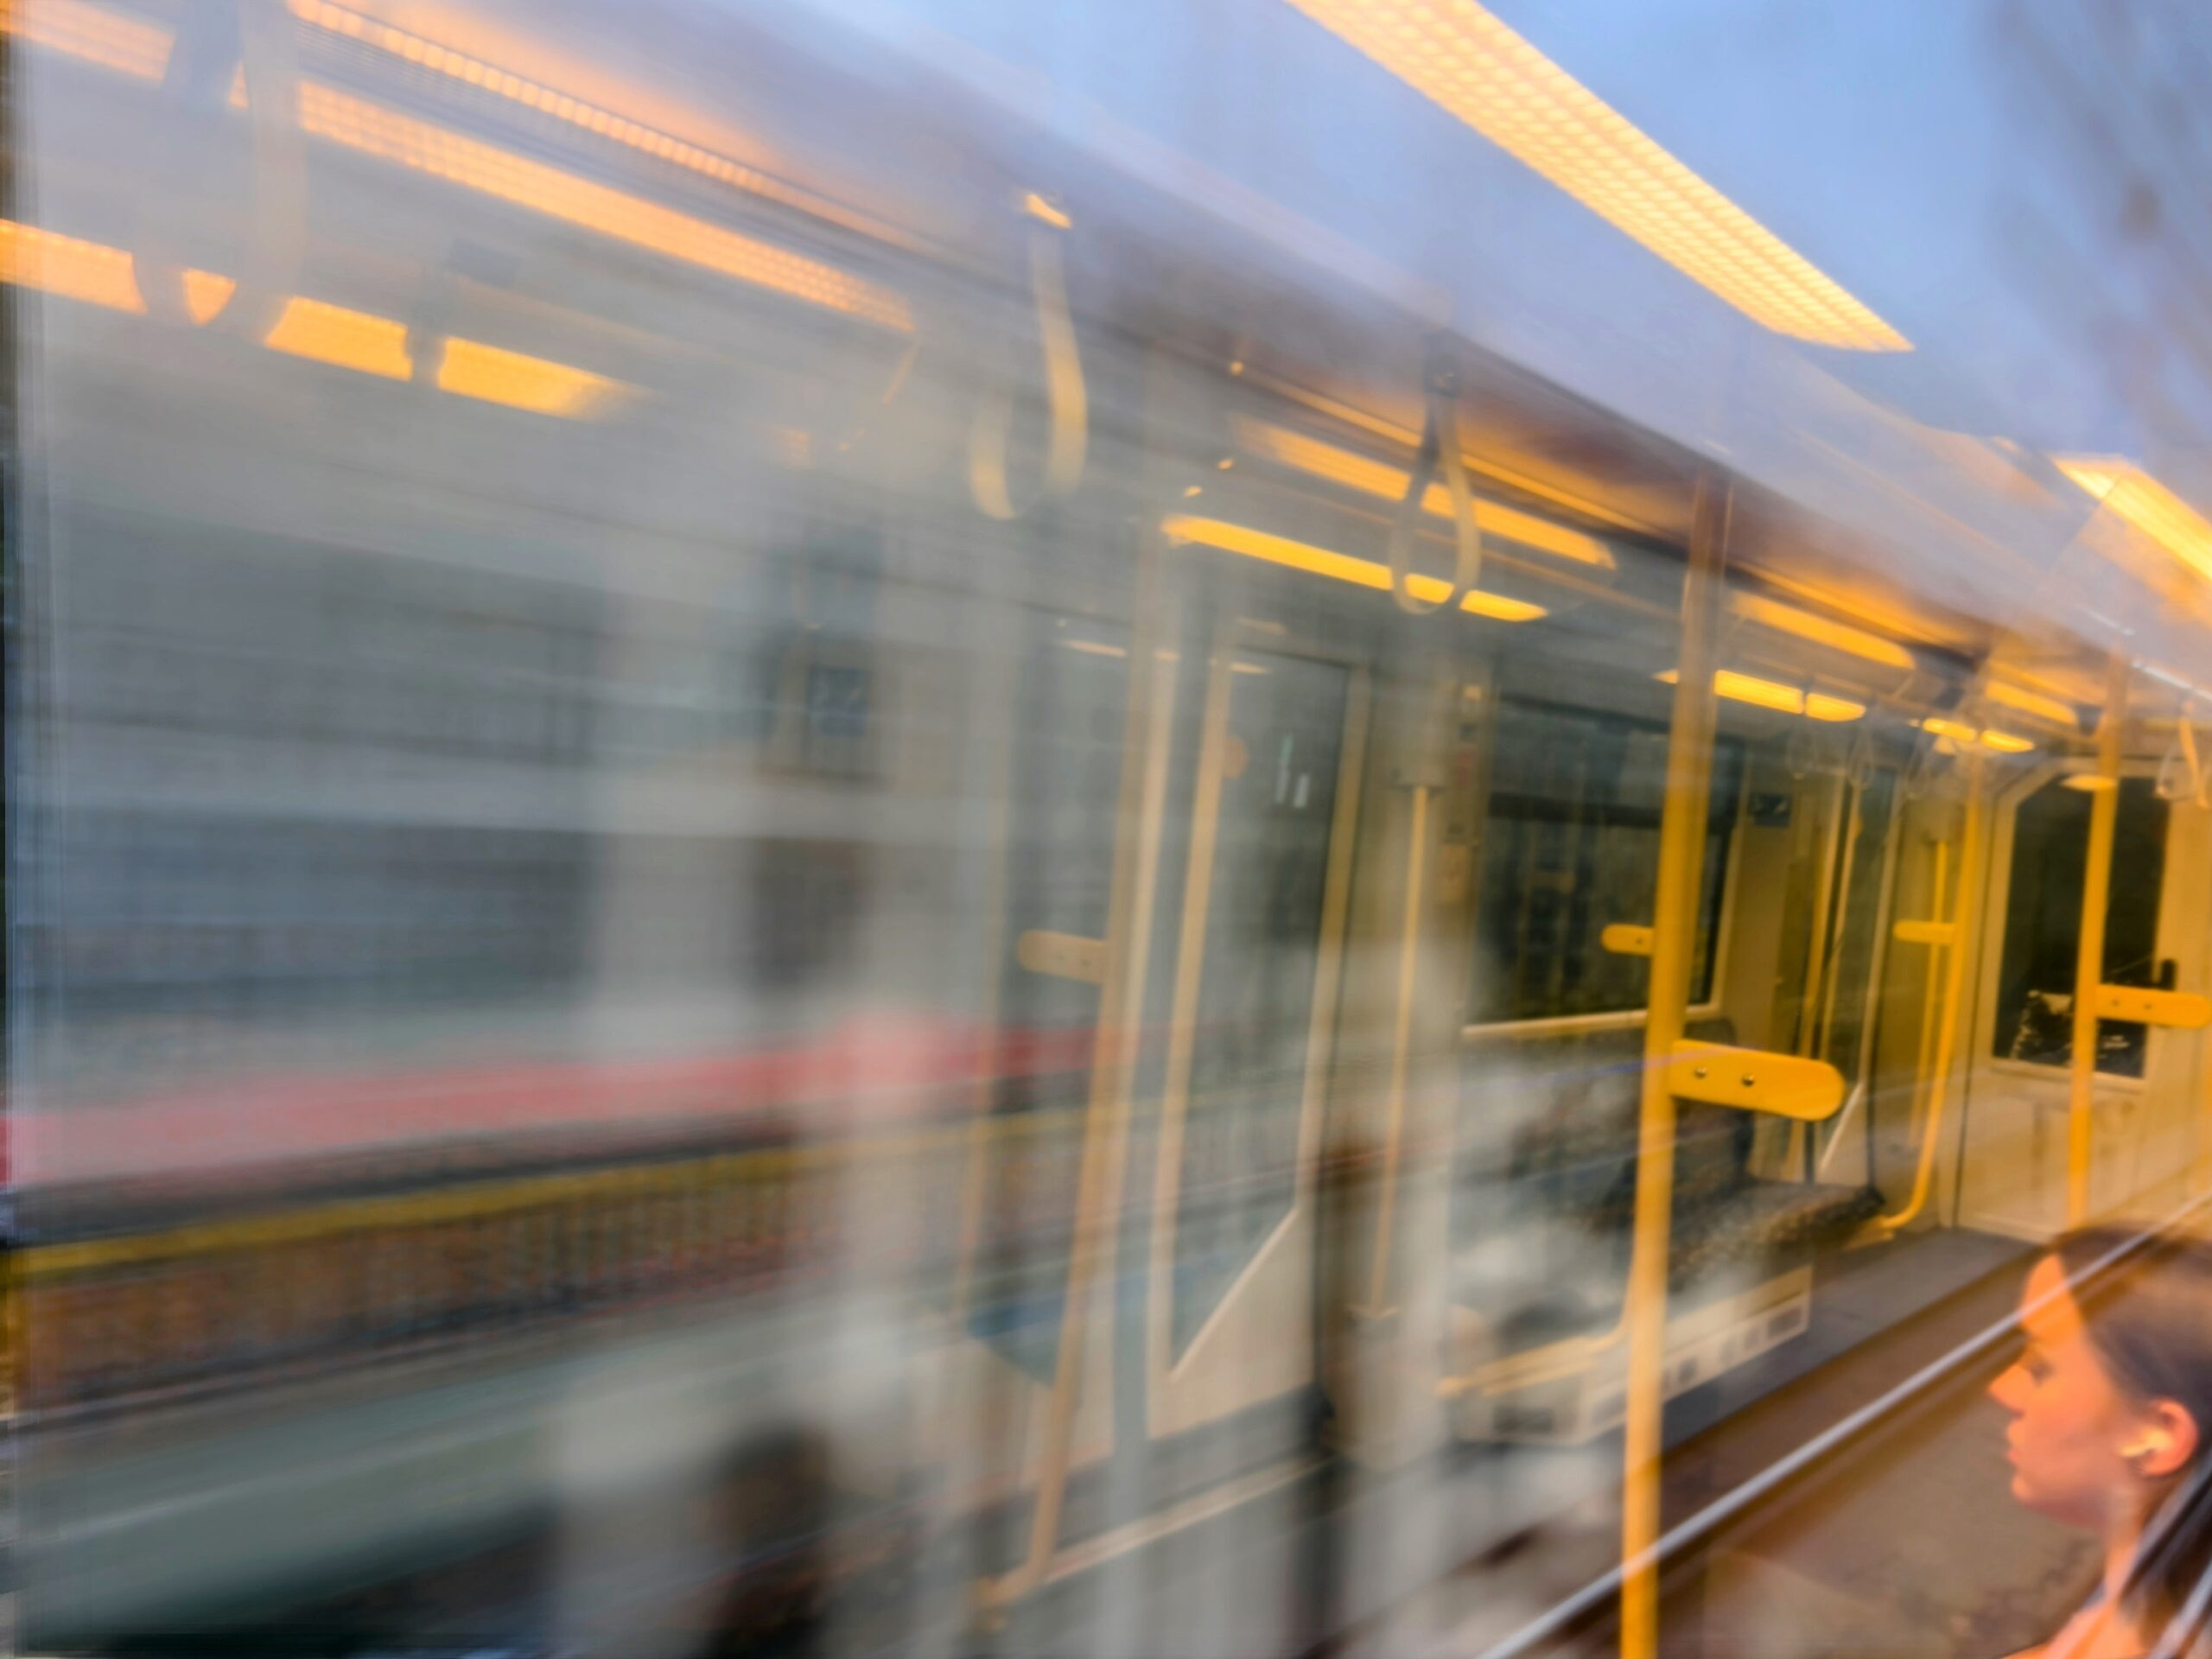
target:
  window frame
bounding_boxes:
[1459,701,1751,1043]
[1977,758,2168,1090]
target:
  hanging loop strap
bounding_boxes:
[1385,341,1483,615]
[969,199,1088,521]
[2158,702,2206,805]
[133,0,306,341]
[1784,702,1822,779]
[1844,729,1878,792]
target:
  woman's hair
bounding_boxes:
[2050,1226,2212,1656]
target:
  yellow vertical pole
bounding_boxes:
[1877,754,1984,1232]
[2068,653,2129,1226]
[1905,838,1950,1148]
[1363,783,1431,1315]
[1785,772,1849,1177]
[1619,477,1727,1659]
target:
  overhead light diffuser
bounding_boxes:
[1986,679,2079,728]
[285,0,914,249]
[1730,591,1915,671]
[1281,0,1909,351]
[1163,514,1546,620]
[1920,716,2034,754]
[1656,667,1866,721]
[0,218,626,419]
[1233,417,1615,569]
[2056,456,2212,585]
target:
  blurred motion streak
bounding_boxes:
[284,0,918,249]
[1727,591,1916,671]
[2,0,168,80]
[0,219,626,415]
[1654,666,1866,721]
[2057,455,2212,584]
[1232,416,1618,569]
[289,83,913,329]
[1161,512,1548,620]
[3,0,916,329]
[1277,0,1910,349]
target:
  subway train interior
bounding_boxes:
[8,0,2212,1655]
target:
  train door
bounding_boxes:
[939,586,1369,1470]
[1141,619,1368,1441]
[1955,763,2207,1236]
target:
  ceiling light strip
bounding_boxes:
[1281,0,1907,351]
[286,0,915,251]
[0,218,626,417]
[1234,417,1616,569]
[1164,513,1545,620]
[294,82,912,331]
[1655,667,1865,721]
[2057,455,2212,586]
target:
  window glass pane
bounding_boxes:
[1821,768,1898,1086]
[1470,700,1742,1024]
[1993,776,2167,1078]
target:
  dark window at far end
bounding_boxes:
[1994,776,2167,1079]
[1470,700,1743,1025]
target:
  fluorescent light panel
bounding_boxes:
[1280,0,1908,351]
[0,219,625,417]
[1656,667,1866,722]
[1986,678,2079,729]
[1920,716,2033,754]
[2056,455,2212,586]
[6,0,913,331]
[285,0,910,249]
[1163,514,1546,620]
[1233,417,1616,569]
[1729,591,1914,671]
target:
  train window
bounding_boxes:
[1993,775,2168,1078]
[1820,768,1899,1084]
[1469,700,1744,1026]
[1169,649,1351,1361]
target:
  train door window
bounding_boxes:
[1469,700,1745,1025]
[971,615,1134,1379]
[1820,768,1899,1085]
[1166,647,1351,1362]
[1993,775,2168,1078]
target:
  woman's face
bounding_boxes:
[1988,1255,2155,1529]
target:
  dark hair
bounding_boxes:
[2050,1226,2212,1656]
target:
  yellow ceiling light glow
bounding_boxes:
[263,295,416,379]
[1919,716,2033,754]
[1655,667,1866,721]
[436,336,625,417]
[1232,418,1615,569]
[285,0,912,250]
[4,0,169,79]
[291,83,912,333]
[5,0,912,253]
[0,218,623,419]
[0,220,148,312]
[1280,0,1908,351]
[1986,678,2079,728]
[3,3,913,329]
[1163,514,1546,621]
[1729,591,1915,671]
[2056,455,2212,585]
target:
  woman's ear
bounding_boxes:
[2123,1400,2201,1480]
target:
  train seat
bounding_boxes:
[1446,1019,1879,1441]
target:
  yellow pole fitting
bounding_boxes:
[1619,476,1727,1659]
[2068,653,2129,1226]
